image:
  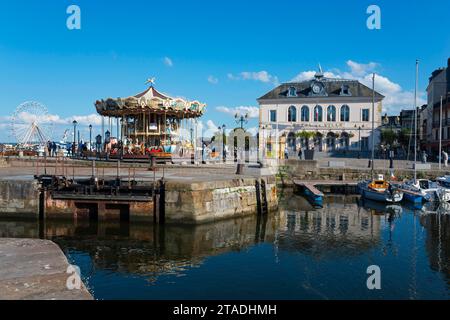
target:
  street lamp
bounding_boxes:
[220,124,226,163]
[72,120,78,158]
[89,124,93,152]
[105,130,111,161]
[235,113,249,129]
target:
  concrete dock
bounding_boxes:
[0,238,93,300]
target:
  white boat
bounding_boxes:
[400,179,450,203]
[436,175,450,188]
[358,174,404,203]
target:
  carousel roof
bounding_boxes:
[95,85,206,118]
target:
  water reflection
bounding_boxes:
[0,193,449,299]
[277,196,382,258]
[0,215,276,280]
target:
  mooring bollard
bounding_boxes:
[236,162,244,175]
[149,155,157,171]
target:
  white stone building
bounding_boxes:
[257,71,384,158]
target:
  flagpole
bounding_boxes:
[371,73,375,179]
[439,95,443,170]
[414,60,418,183]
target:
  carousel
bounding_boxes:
[94,79,206,161]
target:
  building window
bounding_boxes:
[288,87,297,97]
[301,106,309,122]
[327,105,336,122]
[314,105,323,122]
[341,85,350,95]
[269,110,277,122]
[361,137,369,151]
[340,105,350,122]
[362,109,370,122]
[288,106,297,122]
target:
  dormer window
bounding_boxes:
[288,86,297,97]
[341,85,350,96]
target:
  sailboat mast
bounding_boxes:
[414,60,419,183]
[371,73,375,178]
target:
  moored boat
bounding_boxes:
[358,174,404,203]
[436,175,450,188]
[398,179,450,203]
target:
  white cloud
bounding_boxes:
[228,71,279,86]
[290,60,426,114]
[163,57,173,67]
[291,71,339,82]
[72,114,103,126]
[194,119,220,138]
[246,126,258,136]
[1,112,102,126]
[207,75,219,84]
[346,60,378,77]
[216,106,259,118]
[0,111,105,142]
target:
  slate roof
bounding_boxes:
[258,78,385,101]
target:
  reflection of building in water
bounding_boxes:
[420,214,450,285]
[0,215,276,280]
[277,196,382,257]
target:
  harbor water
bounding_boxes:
[0,193,449,300]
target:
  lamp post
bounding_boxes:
[72,120,78,158]
[105,130,111,161]
[221,124,226,163]
[357,125,362,159]
[89,124,93,152]
[235,113,249,129]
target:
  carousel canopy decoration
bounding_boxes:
[95,83,206,118]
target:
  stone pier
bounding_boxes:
[165,176,278,223]
[0,173,278,224]
[0,238,93,300]
[0,178,40,218]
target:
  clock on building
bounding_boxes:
[312,83,322,94]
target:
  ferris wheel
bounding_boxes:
[11,101,53,147]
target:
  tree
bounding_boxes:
[398,128,411,151]
[380,129,397,147]
[296,131,315,150]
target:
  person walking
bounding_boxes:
[298,148,303,160]
[47,141,52,157]
[421,150,427,164]
[51,141,57,157]
[443,150,448,167]
[284,147,289,160]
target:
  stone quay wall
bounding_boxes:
[278,159,450,186]
[0,176,278,224]
[0,179,40,218]
[165,176,278,224]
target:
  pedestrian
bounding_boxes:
[284,147,289,160]
[389,150,394,169]
[298,148,302,160]
[52,141,57,157]
[443,150,448,167]
[47,141,52,157]
[421,150,427,164]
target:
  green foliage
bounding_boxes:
[296,131,314,139]
[398,128,411,150]
[416,171,425,179]
[380,129,397,147]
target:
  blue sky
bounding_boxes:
[0,0,449,142]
